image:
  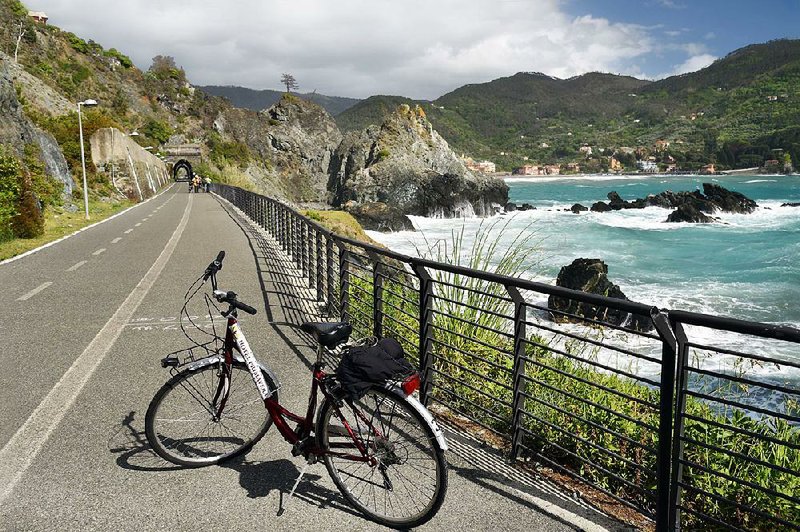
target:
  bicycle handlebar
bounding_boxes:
[213,290,257,315]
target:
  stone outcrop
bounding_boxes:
[571,203,588,213]
[0,61,73,199]
[328,104,508,221]
[343,201,413,232]
[591,184,758,222]
[215,94,342,202]
[548,258,653,332]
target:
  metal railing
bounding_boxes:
[215,184,800,531]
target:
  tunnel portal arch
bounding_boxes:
[172,159,194,181]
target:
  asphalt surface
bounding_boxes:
[0,186,625,531]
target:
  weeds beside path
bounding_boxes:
[0,198,133,261]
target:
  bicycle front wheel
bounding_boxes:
[145,361,275,467]
[316,386,448,528]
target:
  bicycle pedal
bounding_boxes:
[160,356,179,368]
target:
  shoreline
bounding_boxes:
[498,171,798,182]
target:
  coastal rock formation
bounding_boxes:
[548,258,653,332]
[215,94,342,201]
[328,104,508,220]
[594,184,758,222]
[571,203,588,213]
[666,204,713,223]
[343,201,414,232]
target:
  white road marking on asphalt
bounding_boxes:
[0,194,193,504]
[66,261,87,272]
[16,282,53,301]
[111,237,122,244]
[93,248,106,256]
[141,218,148,221]
[0,183,175,267]
[135,223,142,227]
[124,229,133,234]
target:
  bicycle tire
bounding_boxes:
[316,386,448,528]
[145,361,276,468]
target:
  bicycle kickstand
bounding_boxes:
[277,462,311,516]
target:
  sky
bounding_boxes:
[24,0,800,100]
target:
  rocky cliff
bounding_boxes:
[0,60,73,198]
[328,104,508,219]
[90,128,170,200]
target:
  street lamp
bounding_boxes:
[77,98,98,219]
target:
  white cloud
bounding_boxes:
[29,0,657,99]
[662,53,717,77]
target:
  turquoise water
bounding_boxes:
[370,174,800,327]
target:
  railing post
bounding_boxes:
[669,316,690,531]
[506,285,527,460]
[338,243,350,323]
[370,253,384,338]
[412,263,434,406]
[316,231,324,302]
[326,237,336,316]
[306,224,314,285]
[651,309,678,532]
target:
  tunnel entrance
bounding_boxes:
[173,159,194,181]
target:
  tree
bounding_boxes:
[281,73,298,93]
[13,19,26,63]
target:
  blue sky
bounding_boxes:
[26,0,800,99]
[567,0,800,78]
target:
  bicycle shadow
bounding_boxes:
[107,411,182,472]
[220,457,360,518]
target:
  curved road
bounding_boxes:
[0,186,620,531]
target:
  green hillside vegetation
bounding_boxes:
[336,40,800,172]
[199,85,360,115]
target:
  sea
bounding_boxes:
[366,174,800,391]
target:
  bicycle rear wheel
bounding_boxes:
[316,386,448,528]
[145,361,275,467]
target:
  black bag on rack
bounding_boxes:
[335,338,416,400]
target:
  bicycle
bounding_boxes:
[145,251,449,528]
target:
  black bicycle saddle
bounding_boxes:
[301,322,353,348]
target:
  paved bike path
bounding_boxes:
[0,189,622,531]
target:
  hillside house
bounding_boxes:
[655,139,670,151]
[566,162,581,173]
[699,164,716,175]
[513,165,542,176]
[463,158,496,174]
[609,157,623,171]
[579,145,593,156]
[28,11,48,24]
[637,160,658,173]
[544,164,561,175]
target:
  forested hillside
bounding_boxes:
[336,40,800,172]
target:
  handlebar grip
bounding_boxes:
[233,300,257,315]
[215,250,225,263]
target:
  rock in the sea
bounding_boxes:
[328,104,508,218]
[344,201,413,232]
[782,202,800,207]
[505,202,517,212]
[666,204,713,223]
[519,203,535,211]
[591,201,611,212]
[548,258,653,332]
[571,203,588,213]
[701,183,757,213]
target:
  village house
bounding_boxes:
[544,164,561,175]
[609,157,623,171]
[665,164,677,173]
[512,165,541,176]
[637,160,658,173]
[28,11,48,24]
[699,164,716,175]
[566,162,581,173]
[463,157,496,174]
[654,139,670,151]
[579,145,593,156]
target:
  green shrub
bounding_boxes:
[103,48,133,68]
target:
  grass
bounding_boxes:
[0,197,133,261]
[302,209,381,245]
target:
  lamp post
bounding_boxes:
[77,98,98,219]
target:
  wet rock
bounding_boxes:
[505,202,517,212]
[782,202,800,207]
[519,203,535,211]
[345,201,414,232]
[666,204,713,223]
[591,201,611,212]
[571,203,588,213]
[548,258,653,332]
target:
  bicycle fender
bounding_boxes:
[382,383,448,452]
[185,354,281,397]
